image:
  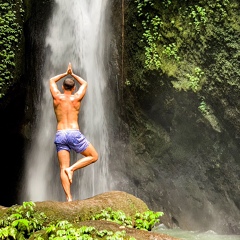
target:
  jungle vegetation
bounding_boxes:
[0,0,24,98]
[124,0,240,115]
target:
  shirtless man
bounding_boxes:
[49,62,98,202]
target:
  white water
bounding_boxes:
[21,0,111,202]
[154,225,240,240]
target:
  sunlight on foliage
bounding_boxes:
[91,207,164,231]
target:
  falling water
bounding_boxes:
[21,0,111,202]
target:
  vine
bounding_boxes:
[187,5,208,32]
[135,0,163,70]
[0,0,24,98]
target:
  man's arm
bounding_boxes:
[67,62,88,101]
[49,63,73,98]
[49,72,68,98]
[71,72,88,101]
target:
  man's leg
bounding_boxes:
[58,150,72,202]
[64,144,98,184]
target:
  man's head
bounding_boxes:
[63,78,75,91]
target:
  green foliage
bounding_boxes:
[0,0,24,98]
[162,43,180,61]
[126,0,238,94]
[172,67,205,92]
[0,201,47,239]
[186,5,208,32]
[0,202,163,239]
[134,210,163,231]
[45,220,135,240]
[91,208,163,231]
[198,99,210,116]
[135,0,163,70]
[91,207,133,227]
[185,67,205,92]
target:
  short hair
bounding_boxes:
[63,78,75,90]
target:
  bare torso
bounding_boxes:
[53,93,81,130]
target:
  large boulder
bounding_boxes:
[1,191,180,240]
[34,191,180,240]
[34,191,149,223]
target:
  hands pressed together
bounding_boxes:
[67,62,73,75]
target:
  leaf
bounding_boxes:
[12,219,30,231]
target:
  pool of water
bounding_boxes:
[153,224,240,240]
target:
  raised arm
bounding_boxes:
[70,66,88,101]
[49,62,88,101]
[49,69,68,98]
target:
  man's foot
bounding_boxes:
[67,197,72,202]
[65,168,73,184]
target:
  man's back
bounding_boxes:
[53,93,81,130]
[49,63,88,131]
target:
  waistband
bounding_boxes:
[57,129,80,132]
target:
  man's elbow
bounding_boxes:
[92,152,98,163]
[49,78,54,84]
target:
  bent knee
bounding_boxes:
[92,152,98,163]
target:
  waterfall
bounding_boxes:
[21,0,111,202]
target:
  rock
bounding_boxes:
[35,191,149,223]
[32,191,180,240]
[0,191,179,239]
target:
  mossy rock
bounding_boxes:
[30,191,180,240]
[34,191,149,224]
[1,191,180,240]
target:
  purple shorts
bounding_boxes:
[54,129,90,153]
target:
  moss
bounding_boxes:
[124,0,240,127]
[125,0,239,91]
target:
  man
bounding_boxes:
[49,62,98,202]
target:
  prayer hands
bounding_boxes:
[67,62,73,75]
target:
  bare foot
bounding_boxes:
[67,197,72,202]
[65,168,73,184]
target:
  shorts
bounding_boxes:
[54,129,90,153]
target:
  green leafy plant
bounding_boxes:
[163,43,180,61]
[91,207,164,231]
[135,0,163,70]
[171,67,205,93]
[46,221,96,239]
[46,220,135,240]
[91,207,133,227]
[187,5,208,32]
[0,201,47,239]
[134,210,163,231]
[198,99,210,115]
[186,67,205,92]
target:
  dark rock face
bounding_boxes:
[110,85,240,234]
[0,0,54,206]
[110,0,240,235]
